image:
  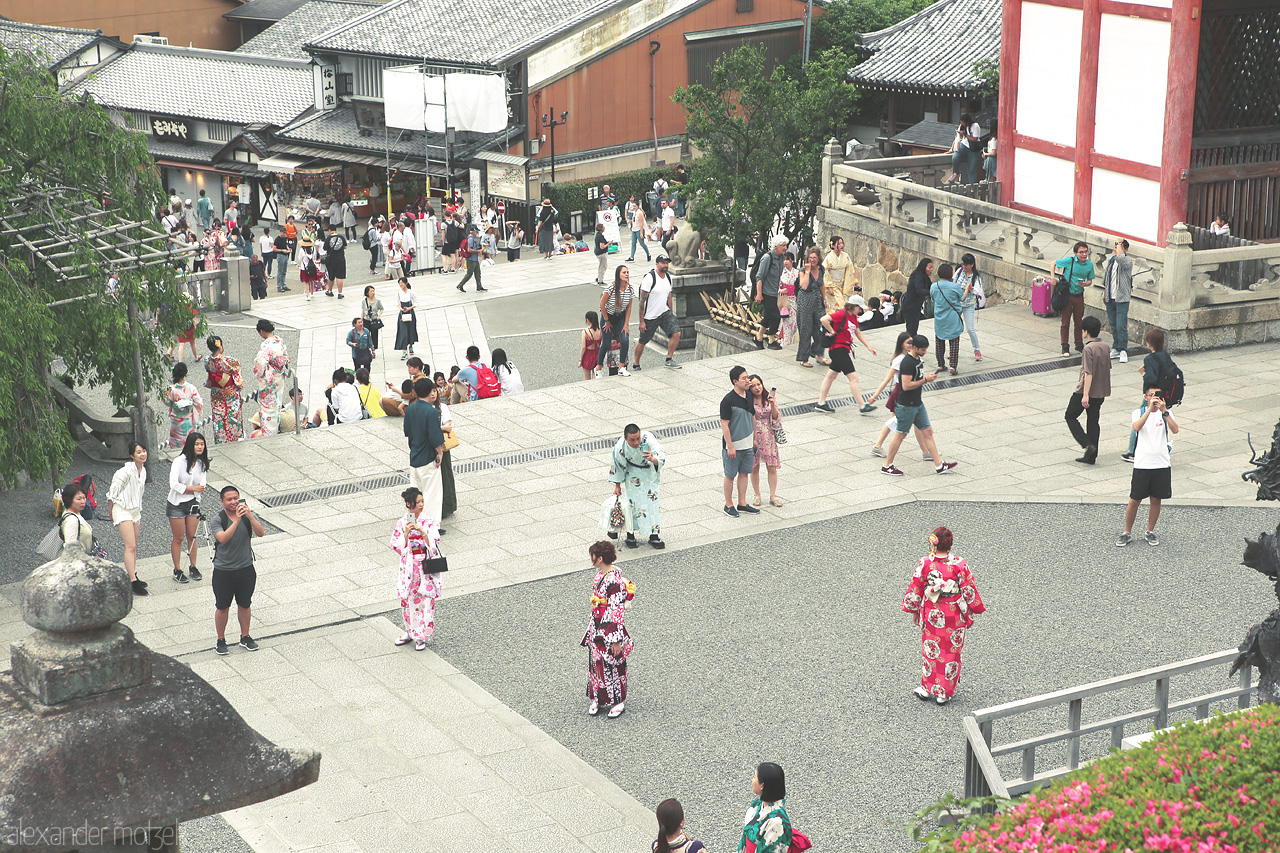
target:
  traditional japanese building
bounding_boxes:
[997,0,1280,243]
[0,17,123,84]
[850,0,1001,140]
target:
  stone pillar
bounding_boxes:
[1161,222,1194,315]
[821,138,841,209]
[662,263,737,350]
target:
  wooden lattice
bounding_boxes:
[699,289,778,342]
[1194,6,1280,133]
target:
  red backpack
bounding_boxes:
[472,363,501,399]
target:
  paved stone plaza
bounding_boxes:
[3,249,1278,851]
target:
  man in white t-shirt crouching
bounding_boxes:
[631,255,682,371]
[1117,386,1179,547]
[308,368,364,427]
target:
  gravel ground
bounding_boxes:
[180,816,253,853]
[428,501,1276,852]
[1,312,295,586]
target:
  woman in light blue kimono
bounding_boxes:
[608,424,665,550]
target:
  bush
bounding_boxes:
[542,165,678,219]
[924,703,1280,852]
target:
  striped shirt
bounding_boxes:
[106,462,147,510]
[602,285,633,315]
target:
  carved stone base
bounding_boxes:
[11,623,150,706]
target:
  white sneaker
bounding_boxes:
[593,366,601,379]
[1119,351,1129,363]
[305,293,311,301]
[617,366,630,377]
[871,446,886,458]
[1109,348,1120,359]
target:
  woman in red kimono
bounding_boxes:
[901,526,985,705]
[581,540,635,719]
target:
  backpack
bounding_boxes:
[1155,351,1185,407]
[362,228,374,250]
[472,363,501,399]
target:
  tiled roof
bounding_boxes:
[236,0,379,59]
[276,106,519,160]
[223,0,311,22]
[146,138,230,164]
[0,18,102,65]
[889,119,958,151]
[306,0,629,65]
[850,0,1000,96]
[64,42,313,126]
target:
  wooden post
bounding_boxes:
[1159,0,1203,238]
[995,0,1022,198]
[1073,0,1102,226]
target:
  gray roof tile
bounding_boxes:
[65,42,313,126]
[0,18,101,65]
[306,0,629,65]
[236,0,380,59]
[850,0,1000,96]
[223,0,312,22]
[889,119,960,150]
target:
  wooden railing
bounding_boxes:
[963,650,1255,800]
[1188,140,1280,242]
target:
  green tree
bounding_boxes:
[673,45,858,262]
[0,46,193,488]
[812,0,937,60]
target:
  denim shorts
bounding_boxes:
[722,446,754,477]
[893,403,930,434]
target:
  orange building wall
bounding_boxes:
[5,0,242,50]
[528,0,807,159]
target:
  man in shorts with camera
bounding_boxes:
[631,255,682,371]
[210,486,265,655]
[1117,386,1178,546]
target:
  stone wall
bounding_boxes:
[694,320,758,359]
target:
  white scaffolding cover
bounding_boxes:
[383,67,507,134]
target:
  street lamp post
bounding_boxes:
[541,110,568,183]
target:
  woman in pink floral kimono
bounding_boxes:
[581,540,635,718]
[901,526,985,705]
[390,487,443,650]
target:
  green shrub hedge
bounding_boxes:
[941,703,1279,852]
[542,165,678,217]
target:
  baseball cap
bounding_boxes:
[850,295,867,308]
[184,199,192,205]
[656,254,670,262]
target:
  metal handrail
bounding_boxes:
[963,649,1254,800]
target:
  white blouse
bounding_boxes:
[107,462,147,510]
[167,456,207,506]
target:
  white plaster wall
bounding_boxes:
[1090,168,1161,243]
[1094,15,1170,166]
[1016,2,1083,148]
[1121,0,1172,7]
[1014,149,1076,217]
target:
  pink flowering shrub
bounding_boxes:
[937,703,1279,852]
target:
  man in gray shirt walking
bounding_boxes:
[209,485,265,655]
[753,235,787,350]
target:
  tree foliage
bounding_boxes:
[972,58,1000,101]
[673,45,858,261]
[0,46,193,487]
[812,0,938,61]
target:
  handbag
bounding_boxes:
[423,554,448,574]
[1051,259,1074,312]
[772,425,788,445]
[886,382,900,413]
[442,428,460,451]
[400,312,413,322]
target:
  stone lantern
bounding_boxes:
[0,544,319,852]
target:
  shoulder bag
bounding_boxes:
[1051,259,1074,312]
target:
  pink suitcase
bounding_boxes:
[1032,277,1056,317]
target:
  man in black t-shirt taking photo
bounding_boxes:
[209,486,265,655]
[881,336,959,477]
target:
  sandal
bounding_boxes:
[752,495,762,507]
[393,634,411,646]
[800,362,814,368]
[607,702,625,719]
[974,350,983,362]
[949,367,958,375]
[770,497,784,507]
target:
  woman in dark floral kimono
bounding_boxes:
[581,540,635,718]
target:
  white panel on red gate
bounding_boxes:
[1016,3,1083,147]
[1090,169,1161,243]
[1013,149,1075,217]
[1094,15,1171,167]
